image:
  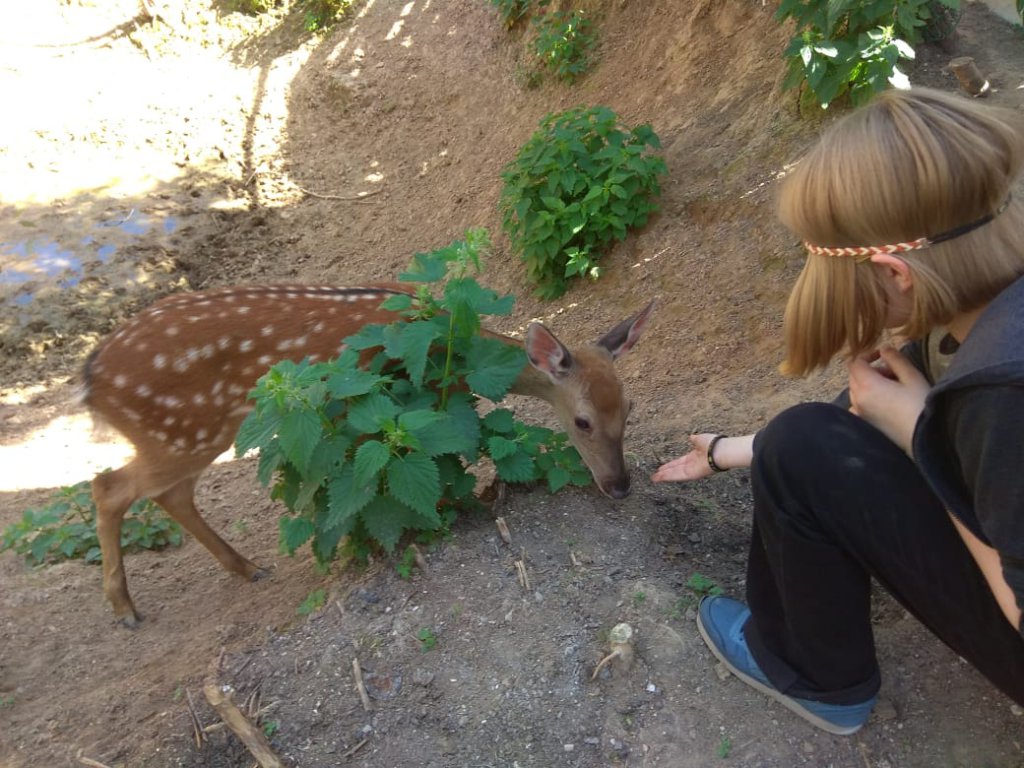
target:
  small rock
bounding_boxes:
[412,669,435,686]
[1011,704,1023,716]
[872,698,898,722]
[714,662,731,681]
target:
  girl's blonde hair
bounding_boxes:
[778,87,1024,376]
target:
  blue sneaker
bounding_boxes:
[696,595,877,735]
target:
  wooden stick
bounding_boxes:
[515,559,531,590]
[495,517,512,545]
[949,56,990,97]
[410,543,428,572]
[203,682,284,768]
[296,186,383,202]
[342,737,370,758]
[184,688,207,747]
[76,753,114,768]
[352,658,372,712]
[204,702,280,733]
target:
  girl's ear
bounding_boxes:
[869,252,914,294]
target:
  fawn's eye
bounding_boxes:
[574,416,592,432]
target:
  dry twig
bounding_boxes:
[296,186,383,202]
[76,753,114,768]
[203,681,284,768]
[514,559,531,590]
[184,688,207,747]
[342,737,370,758]
[352,658,372,712]
[495,517,512,545]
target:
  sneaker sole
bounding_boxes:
[696,610,865,736]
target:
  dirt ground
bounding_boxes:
[3,1,1024,766]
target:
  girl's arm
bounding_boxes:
[651,433,756,483]
[949,513,1022,630]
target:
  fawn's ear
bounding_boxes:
[526,322,574,380]
[596,299,656,360]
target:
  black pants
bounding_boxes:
[744,402,1024,706]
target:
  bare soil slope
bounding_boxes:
[2,1,1024,766]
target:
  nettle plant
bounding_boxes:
[777,0,960,108]
[236,230,590,564]
[1,480,180,566]
[533,9,597,83]
[500,106,667,299]
[488,0,533,27]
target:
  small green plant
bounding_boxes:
[717,735,732,759]
[303,0,355,32]
[500,106,667,298]
[396,544,418,579]
[0,696,14,708]
[632,590,647,607]
[262,719,280,738]
[775,0,960,108]
[418,627,437,652]
[237,229,590,566]
[533,9,597,83]
[230,0,276,14]
[297,588,327,615]
[0,480,180,566]
[686,572,723,599]
[488,0,533,27]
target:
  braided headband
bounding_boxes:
[804,197,1012,259]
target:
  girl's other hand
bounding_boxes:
[847,345,930,455]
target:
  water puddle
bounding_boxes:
[0,208,178,312]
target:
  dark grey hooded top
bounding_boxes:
[911,274,1024,633]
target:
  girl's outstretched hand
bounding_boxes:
[651,433,719,483]
[847,345,931,455]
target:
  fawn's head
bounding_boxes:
[522,300,655,499]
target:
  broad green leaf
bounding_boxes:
[235,409,281,457]
[487,436,520,460]
[279,516,315,555]
[495,451,538,483]
[347,393,400,434]
[399,250,450,283]
[256,441,284,485]
[387,453,441,517]
[390,320,442,387]
[326,465,376,531]
[354,440,391,486]
[279,408,322,476]
[325,363,383,399]
[483,407,517,433]
[359,496,422,552]
[546,466,572,493]
[410,411,479,457]
[465,337,527,400]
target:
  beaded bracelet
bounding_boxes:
[706,434,728,473]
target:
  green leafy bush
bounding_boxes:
[533,9,597,83]
[488,0,533,27]
[236,229,590,565]
[1,481,181,566]
[777,0,960,109]
[303,0,355,32]
[500,106,667,299]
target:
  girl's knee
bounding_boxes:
[755,403,850,463]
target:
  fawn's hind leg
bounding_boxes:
[93,463,146,626]
[150,474,265,581]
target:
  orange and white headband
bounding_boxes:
[804,197,1011,259]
